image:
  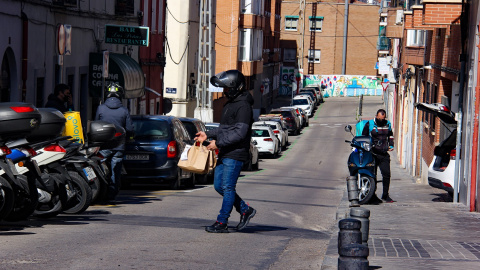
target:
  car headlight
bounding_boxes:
[361,142,371,151]
[307,106,311,110]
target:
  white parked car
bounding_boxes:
[253,120,288,150]
[243,139,259,171]
[251,126,281,158]
[415,102,457,197]
[292,95,314,117]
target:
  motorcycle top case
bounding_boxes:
[100,124,126,150]
[88,121,116,144]
[27,108,66,142]
[0,102,41,142]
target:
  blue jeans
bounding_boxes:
[213,158,249,224]
[100,150,124,200]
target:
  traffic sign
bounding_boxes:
[381,82,389,91]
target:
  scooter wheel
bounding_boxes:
[358,175,376,205]
[62,171,93,214]
[0,176,14,220]
[3,175,38,221]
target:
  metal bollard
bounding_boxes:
[350,207,370,246]
[338,218,362,253]
[358,94,363,116]
[338,243,369,270]
[346,176,360,207]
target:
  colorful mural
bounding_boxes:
[304,75,383,97]
[279,67,295,95]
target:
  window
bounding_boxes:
[239,29,263,61]
[308,50,321,63]
[115,0,134,16]
[285,16,299,31]
[241,0,264,15]
[284,49,296,62]
[309,16,323,32]
[406,29,426,46]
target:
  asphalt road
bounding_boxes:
[0,97,363,270]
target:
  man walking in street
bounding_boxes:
[195,70,256,233]
[95,83,133,202]
[45,84,74,112]
[362,109,395,203]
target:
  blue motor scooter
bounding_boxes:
[345,125,377,204]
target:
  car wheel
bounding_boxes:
[244,155,253,171]
[170,169,182,190]
[252,160,259,170]
[185,173,196,189]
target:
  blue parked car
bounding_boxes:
[123,115,194,189]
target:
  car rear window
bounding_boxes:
[133,119,170,139]
[181,121,198,139]
[270,111,292,118]
[293,99,309,105]
[252,129,270,137]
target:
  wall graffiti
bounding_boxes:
[304,75,383,97]
[279,67,295,95]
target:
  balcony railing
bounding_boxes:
[377,36,391,51]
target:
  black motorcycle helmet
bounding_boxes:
[105,82,124,99]
[210,70,246,100]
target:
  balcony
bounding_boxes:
[377,36,391,51]
[404,46,425,66]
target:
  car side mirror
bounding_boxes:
[345,125,352,132]
[253,141,257,145]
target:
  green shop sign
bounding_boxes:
[105,25,149,46]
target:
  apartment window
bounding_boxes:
[241,0,265,15]
[284,49,296,62]
[53,0,78,7]
[309,16,323,32]
[308,50,321,63]
[115,0,134,16]
[285,16,299,31]
[406,29,426,46]
[239,29,263,61]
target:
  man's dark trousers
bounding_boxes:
[375,153,391,198]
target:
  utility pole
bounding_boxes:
[194,0,214,122]
[341,0,349,75]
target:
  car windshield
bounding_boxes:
[182,121,198,139]
[299,92,314,99]
[133,119,170,139]
[252,129,270,137]
[293,99,309,105]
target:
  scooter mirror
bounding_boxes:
[345,125,352,132]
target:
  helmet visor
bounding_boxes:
[210,71,235,88]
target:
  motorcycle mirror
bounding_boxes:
[345,125,352,132]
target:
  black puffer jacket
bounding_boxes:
[206,92,254,162]
[44,94,73,113]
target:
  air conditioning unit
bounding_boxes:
[395,10,404,25]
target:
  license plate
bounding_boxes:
[125,154,149,160]
[83,167,96,181]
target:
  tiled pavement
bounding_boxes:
[321,96,480,269]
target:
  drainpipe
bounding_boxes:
[21,12,28,102]
[471,39,480,211]
[454,0,469,204]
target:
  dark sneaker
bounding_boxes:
[382,196,395,203]
[205,221,228,233]
[367,194,383,205]
[236,207,256,231]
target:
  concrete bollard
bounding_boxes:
[338,218,362,253]
[346,176,360,207]
[350,207,370,246]
[338,243,369,270]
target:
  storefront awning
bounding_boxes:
[89,53,145,99]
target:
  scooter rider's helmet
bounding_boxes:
[105,82,124,99]
[210,70,246,100]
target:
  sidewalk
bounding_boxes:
[321,96,480,269]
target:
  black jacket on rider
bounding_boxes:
[362,119,394,155]
[45,94,73,113]
[206,91,254,162]
[95,97,133,151]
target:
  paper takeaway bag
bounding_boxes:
[178,143,216,174]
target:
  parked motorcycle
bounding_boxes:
[345,125,377,204]
[0,102,42,220]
